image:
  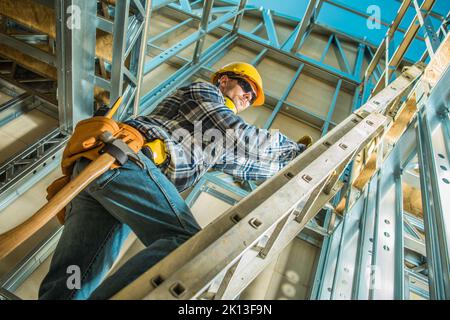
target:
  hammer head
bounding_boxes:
[99,131,141,167]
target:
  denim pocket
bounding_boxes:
[89,168,121,192]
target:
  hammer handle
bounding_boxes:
[0,153,116,259]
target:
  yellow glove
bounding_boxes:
[298,135,313,148]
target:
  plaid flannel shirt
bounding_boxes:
[126,81,305,192]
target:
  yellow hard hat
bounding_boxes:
[212,62,265,106]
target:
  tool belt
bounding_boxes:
[47,115,171,224]
[47,116,145,224]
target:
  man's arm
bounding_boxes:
[181,82,305,180]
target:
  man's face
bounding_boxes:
[217,75,256,113]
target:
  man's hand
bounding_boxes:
[298,135,313,148]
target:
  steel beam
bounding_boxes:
[263,63,304,129]
[353,43,365,80]
[96,16,114,34]
[352,177,378,299]
[232,0,248,34]
[0,129,67,212]
[147,18,194,45]
[144,8,242,74]
[321,79,342,136]
[131,0,152,117]
[330,184,364,300]
[416,65,450,299]
[0,227,63,293]
[192,0,215,64]
[164,5,360,84]
[333,36,351,74]
[290,0,317,54]
[140,33,237,113]
[0,33,56,67]
[0,288,20,300]
[413,0,441,57]
[55,0,97,132]
[262,9,279,48]
[110,0,131,105]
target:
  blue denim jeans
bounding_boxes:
[38,152,201,300]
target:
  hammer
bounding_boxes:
[0,97,137,259]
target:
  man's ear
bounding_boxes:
[217,75,229,90]
[218,75,228,84]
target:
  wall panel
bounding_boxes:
[286,72,336,119]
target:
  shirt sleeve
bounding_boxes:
[180,82,305,180]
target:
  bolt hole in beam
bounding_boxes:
[231,213,242,223]
[249,217,263,229]
[170,282,187,298]
[151,275,164,288]
[285,172,295,179]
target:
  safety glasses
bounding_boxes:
[229,76,256,105]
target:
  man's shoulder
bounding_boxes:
[180,81,225,103]
[182,81,220,92]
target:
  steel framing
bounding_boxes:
[0,0,448,300]
[312,37,450,300]
[415,65,450,299]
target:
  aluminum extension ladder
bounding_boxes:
[109,62,426,300]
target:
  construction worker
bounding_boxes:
[39,62,311,300]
